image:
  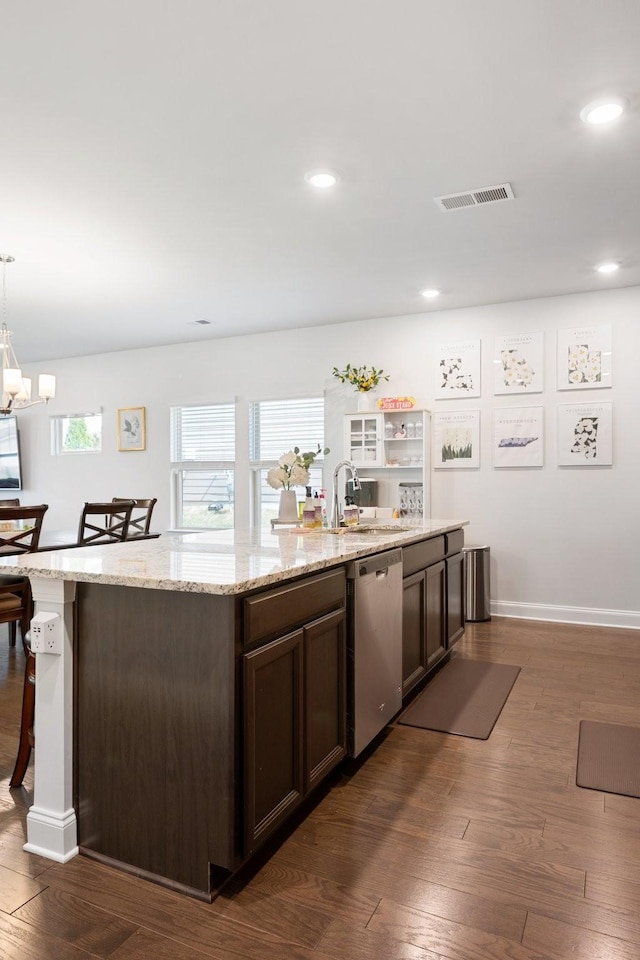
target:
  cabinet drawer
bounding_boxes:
[402,536,445,577]
[445,529,464,557]
[244,569,346,646]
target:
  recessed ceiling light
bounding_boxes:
[420,288,440,299]
[580,97,628,125]
[304,170,338,189]
[595,260,621,274]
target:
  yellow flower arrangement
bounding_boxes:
[332,363,390,393]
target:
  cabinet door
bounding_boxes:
[446,552,465,647]
[425,560,446,663]
[243,629,304,856]
[344,414,383,467]
[402,570,427,696]
[304,608,347,793]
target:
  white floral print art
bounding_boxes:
[568,345,601,384]
[570,417,598,459]
[557,325,611,390]
[494,333,543,395]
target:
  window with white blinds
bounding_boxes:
[249,397,326,528]
[170,403,235,529]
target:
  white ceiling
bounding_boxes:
[2,0,639,363]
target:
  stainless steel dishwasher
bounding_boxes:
[347,548,403,757]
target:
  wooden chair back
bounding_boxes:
[0,504,49,555]
[111,497,157,536]
[0,498,21,506]
[78,501,135,545]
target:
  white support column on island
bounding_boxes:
[24,576,79,863]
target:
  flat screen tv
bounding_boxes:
[0,416,22,489]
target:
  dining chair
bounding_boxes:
[10,501,133,789]
[0,498,21,506]
[4,506,49,788]
[77,500,135,545]
[0,504,49,647]
[10,644,35,788]
[111,497,157,537]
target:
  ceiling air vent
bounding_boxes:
[434,182,515,211]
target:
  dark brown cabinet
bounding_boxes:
[446,552,465,647]
[402,538,447,697]
[402,561,447,696]
[242,573,346,857]
[243,628,304,855]
[445,530,465,648]
[402,529,465,698]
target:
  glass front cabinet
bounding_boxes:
[343,409,431,518]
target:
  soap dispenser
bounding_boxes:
[303,486,316,528]
[343,496,359,526]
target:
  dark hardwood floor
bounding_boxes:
[3,616,640,958]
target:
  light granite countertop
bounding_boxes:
[0,519,467,595]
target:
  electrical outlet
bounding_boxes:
[30,612,62,655]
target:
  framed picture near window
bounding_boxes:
[117,406,146,452]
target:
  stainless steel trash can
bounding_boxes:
[462,545,491,621]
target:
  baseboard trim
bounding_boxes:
[491,601,640,630]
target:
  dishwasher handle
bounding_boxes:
[347,548,403,580]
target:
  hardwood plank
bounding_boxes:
[524,910,640,960]
[0,832,52,880]
[0,861,48,913]
[12,887,139,958]
[316,916,445,960]
[223,859,380,926]
[39,857,333,959]
[367,897,548,960]
[585,872,640,913]
[109,928,219,960]
[0,911,100,960]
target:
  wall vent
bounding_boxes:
[434,182,515,211]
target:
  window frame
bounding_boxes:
[249,395,327,529]
[50,409,103,455]
[170,402,236,531]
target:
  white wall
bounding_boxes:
[19,284,640,627]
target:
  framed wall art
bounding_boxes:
[493,406,544,468]
[557,402,612,466]
[117,406,146,452]
[433,410,480,469]
[494,332,544,394]
[556,324,612,390]
[436,339,481,399]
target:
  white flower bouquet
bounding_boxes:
[267,445,329,490]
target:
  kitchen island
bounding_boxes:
[1,519,466,900]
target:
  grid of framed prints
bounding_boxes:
[432,325,613,468]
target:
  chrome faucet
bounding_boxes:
[331,460,360,528]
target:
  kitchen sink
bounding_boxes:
[320,524,412,535]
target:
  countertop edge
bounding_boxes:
[0,521,468,595]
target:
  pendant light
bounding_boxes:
[0,255,56,416]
